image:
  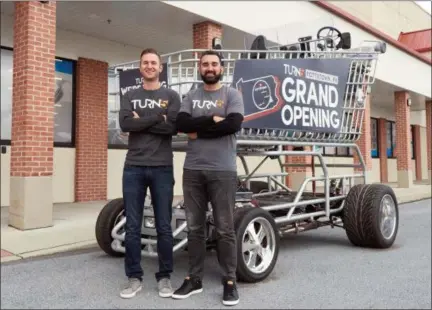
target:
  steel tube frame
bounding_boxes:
[106,39,382,256]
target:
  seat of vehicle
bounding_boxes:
[241,35,268,60]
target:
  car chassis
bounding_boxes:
[96,26,399,283]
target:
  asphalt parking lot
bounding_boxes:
[1,199,431,309]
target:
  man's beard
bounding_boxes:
[201,72,222,84]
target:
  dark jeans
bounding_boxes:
[182,168,237,282]
[122,164,174,282]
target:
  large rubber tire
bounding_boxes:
[234,207,280,283]
[342,184,399,249]
[95,198,125,257]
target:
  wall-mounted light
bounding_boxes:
[212,37,222,50]
[407,98,412,106]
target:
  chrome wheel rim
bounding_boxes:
[241,217,276,274]
[114,209,125,235]
[380,194,397,240]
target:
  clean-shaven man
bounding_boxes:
[118,48,180,299]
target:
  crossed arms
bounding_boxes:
[176,90,244,139]
[118,88,243,138]
[118,91,181,136]
[176,112,244,139]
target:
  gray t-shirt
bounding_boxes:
[119,86,181,167]
[179,85,244,172]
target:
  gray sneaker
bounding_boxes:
[158,278,173,298]
[120,278,142,299]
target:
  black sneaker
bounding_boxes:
[171,277,203,299]
[222,280,239,306]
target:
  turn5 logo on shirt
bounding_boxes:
[132,99,169,109]
[192,99,224,109]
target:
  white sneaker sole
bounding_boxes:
[223,298,239,306]
[171,288,203,299]
[159,291,173,298]
[120,286,142,299]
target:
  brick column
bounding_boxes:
[394,91,412,188]
[378,118,388,183]
[75,57,108,201]
[413,125,422,181]
[9,1,57,230]
[426,100,432,183]
[284,146,312,191]
[193,21,223,49]
[353,95,372,184]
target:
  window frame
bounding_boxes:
[410,124,415,160]
[385,120,396,158]
[370,117,379,158]
[107,69,129,150]
[0,45,77,148]
[321,146,352,157]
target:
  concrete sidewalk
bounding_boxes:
[1,201,105,263]
[1,184,431,263]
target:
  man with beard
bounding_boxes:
[118,48,181,299]
[172,50,244,306]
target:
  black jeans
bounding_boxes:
[122,164,174,281]
[182,168,237,282]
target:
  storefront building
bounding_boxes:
[0,1,430,230]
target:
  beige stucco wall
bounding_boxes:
[329,1,431,39]
[1,147,75,207]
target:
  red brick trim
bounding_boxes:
[193,21,222,50]
[75,57,108,201]
[354,96,372,171]
[10,1,56,177]
[394,91,412,171]
[313,1,432,66]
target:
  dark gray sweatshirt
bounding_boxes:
[119,86,181,166]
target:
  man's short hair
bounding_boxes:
[199,50,224,66]
[140,48,161,62]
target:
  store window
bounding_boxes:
[107,70,128,148]
[410,125,415,160]
[321,146,351,157]
[386,120,396,157]
[0,47,76,146]
[370,117,379,158]
[0,48,13,142]
[385,121,416,159]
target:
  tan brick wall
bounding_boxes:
[354,95,372,171]
[394,91,411,171]
[10,1,56,177]
[426,100,432,171]
[75,57,108,201]
[193,21,222,49]
[378,118,388,182]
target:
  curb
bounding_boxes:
[398,194,431,205]
[1,241,97,264]
[1,255,22,263]
[1,197,430,264]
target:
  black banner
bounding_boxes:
[118,63,168,98]
[108,64,168,146]
[232,58,352,133]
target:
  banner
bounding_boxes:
[232,58,352,133]
[109,64,168,146]
[118,63,168,98]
